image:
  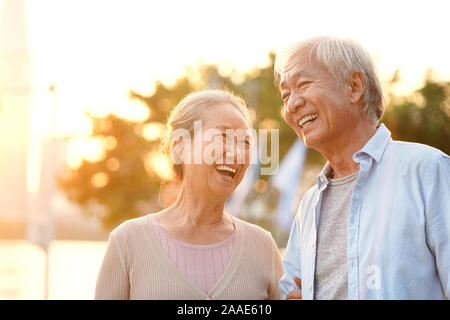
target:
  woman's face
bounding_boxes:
[180,103,252,200]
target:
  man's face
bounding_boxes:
[279,49,361,152]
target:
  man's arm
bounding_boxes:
[286,277,302,299]
[425,154,450,298]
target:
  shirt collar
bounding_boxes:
[317,162,332,189]
[352,123,392,163]
[317,123,392,188]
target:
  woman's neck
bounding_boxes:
[169,184,229,227]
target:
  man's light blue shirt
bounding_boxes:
[280,124,450,299]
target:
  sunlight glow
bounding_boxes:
[103,136,117,151]
[141,122,165,141]
[145,151,174,181]
[66,138,105,169]
[90,172,109,189]
[4,0,450,180]
[113,99,150,123]
[106,157,120,172]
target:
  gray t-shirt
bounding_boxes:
[313,171,358,300]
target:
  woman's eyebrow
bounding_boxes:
[213,126,251,138]
[215,125,231,130]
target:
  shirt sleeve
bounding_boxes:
[279,210,303,299]
[425,154,450,299]
[95,233,130,299]
[267,236,284,300]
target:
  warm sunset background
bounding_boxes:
[0,0,449,299]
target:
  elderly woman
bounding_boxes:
[95,89,283,300]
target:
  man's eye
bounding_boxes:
[299,81,311,89]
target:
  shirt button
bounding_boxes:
[311,243,315,248]
[320,177,325,183]
[308,285,312,290]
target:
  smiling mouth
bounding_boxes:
[215,165,237,179]
[298,113,318,128]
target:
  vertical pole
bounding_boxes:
[44,83,57,300]
[44,246,49,300]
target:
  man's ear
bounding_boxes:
[348,71,365,104]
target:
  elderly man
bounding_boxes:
[275,36,450,300]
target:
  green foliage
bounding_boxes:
[59,54,300,231]
[58,114,160,230]
[58,77,200,231]
[58,56,449,233]
[382,78,450,155]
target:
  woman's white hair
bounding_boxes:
[161,89,252,180]
[274,36,385,122]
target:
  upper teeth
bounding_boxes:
[298,113,318,127]
[216,165,237,173]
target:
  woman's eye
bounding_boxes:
[222,133,234,143]
[281,93,290,102]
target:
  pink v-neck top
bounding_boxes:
[95,214,283,299]
[149,214,235,294]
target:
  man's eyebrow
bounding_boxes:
[279,70,312,89]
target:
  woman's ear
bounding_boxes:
[348,71,365,104]
[172,137,184,165]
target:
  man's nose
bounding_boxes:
[286,94,305,113]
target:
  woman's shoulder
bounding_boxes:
[233,216,274,242]
[110,214,152,242]
[233,217,280,263]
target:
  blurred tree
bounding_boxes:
[58,114,159,230]
[382,74,450,155]
[59,54,302,232]
[58,54,449,234]
[59,76,198,231]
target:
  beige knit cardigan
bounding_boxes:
[95,214,284,300]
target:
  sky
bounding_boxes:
[0,0,448,222]
[1,0,450,185]
[19,0,449,137]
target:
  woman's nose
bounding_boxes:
[224,142,246,164]
[234,144,247,164]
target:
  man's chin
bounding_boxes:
[291,126,318,149]
[301,132,319,149]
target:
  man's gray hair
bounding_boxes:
[274,36,385,122]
